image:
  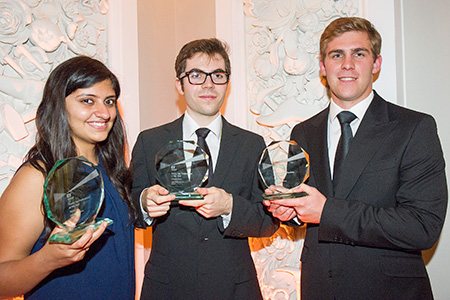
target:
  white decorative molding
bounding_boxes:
[244,1,359,299]
[251,224,305,300]
[0,0,109,193]
[244,0,359,139]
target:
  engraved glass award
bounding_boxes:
[43,156,113,244]
[258,140,310,200]
[155,140,208,200]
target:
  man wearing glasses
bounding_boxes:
[131,38,279,300]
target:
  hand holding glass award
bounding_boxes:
[155,140,209,200]
[43,156,113,244]
[258,140,310,200]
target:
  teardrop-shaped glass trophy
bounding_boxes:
[43,156,113,244]
[155,140,209,200]
[258,140,310,200]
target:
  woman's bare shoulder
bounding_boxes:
[0,162,46,261]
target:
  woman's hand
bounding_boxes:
[41,211,107,270]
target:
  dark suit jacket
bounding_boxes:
[131,116,279,300]
[290,92,447,300]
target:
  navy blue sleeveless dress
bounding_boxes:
[24,160,135,300]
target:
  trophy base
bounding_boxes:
[262,192,308,200]
[173,191,204,200]
[48,217,114,244]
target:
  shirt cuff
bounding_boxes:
[293,216,302,225]
[220,194,233,228]
[139,188,154,226]
[221,211,232,228]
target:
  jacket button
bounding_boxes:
[328,270,332,278]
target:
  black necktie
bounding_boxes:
[196,128,213,186]
[333,111,357,188]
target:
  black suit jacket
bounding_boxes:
[131,116,279,300]
[290,92,447,300]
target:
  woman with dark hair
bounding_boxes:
[0,56,137,300]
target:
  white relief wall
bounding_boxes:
[244,1,359,299]
[0,0,110,193]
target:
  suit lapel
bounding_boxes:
[304,108,334,196]
[211,117,238,188]
[164,115,184,140]
[334,93,398,198]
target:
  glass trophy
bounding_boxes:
[155,140,208,200]
[43,156,113,244]
[258,140,310,200]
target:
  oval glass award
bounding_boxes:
[43,156,113,244]
[155,140,208,200]
[258,140,310,200]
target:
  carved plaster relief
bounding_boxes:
[244,1,359,299]
[0,0,109,193]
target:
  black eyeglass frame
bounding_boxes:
[179,70,230,85]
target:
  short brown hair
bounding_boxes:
[175,38,231,78]
[320,17,382,62]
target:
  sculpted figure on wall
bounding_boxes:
[244,1,359,299]
[0,0,109,192]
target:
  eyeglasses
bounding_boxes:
[179,70,230,85]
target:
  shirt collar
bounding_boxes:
[329,91,374,124]
[183,112,222,140]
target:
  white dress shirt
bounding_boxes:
[183,112,221,172]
